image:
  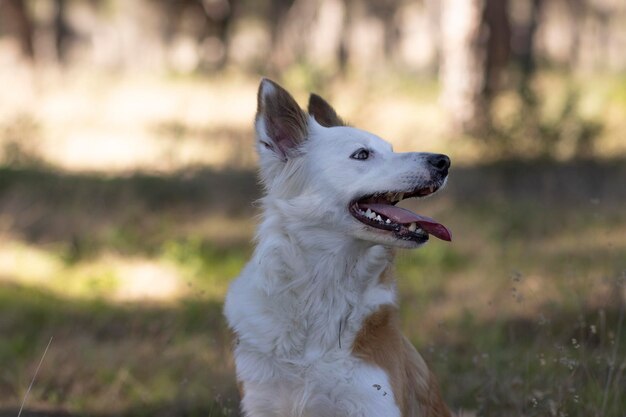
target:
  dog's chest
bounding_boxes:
[225,262,400,416]
[228,258,395,354]
[239,354,401,417]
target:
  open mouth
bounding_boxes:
[349,184,451,243]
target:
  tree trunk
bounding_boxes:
[269,0,349,75]
[54,0,72,63]
[483,0,511,99]
[5,0,35,59]
[270,0,320,71]
[439,0,487,134]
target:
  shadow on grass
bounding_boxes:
[0,404,235,417]
[1,157,625,251]
[0,282,239,417]
[412,284,626,417]
[0,165,259,258]
[450,157,626,206]
[1,279,624,417]
[1,158,625,416]
[0,403,236,417]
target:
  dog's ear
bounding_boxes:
[255,78,308,162]
[307,93,345,127]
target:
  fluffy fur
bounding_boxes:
[224,79,452,417]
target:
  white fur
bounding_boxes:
[224,228,400,416]
[225,83,445,416]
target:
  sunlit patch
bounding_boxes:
[0,240,187,302]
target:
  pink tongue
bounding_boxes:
[361,203,452,242]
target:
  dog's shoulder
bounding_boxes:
[352,300,452,417]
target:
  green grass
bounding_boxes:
[0,284,238,417]
[1,158,625,416]
[2,64,626,416]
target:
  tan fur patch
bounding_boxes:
[237,380,245,399]
[352,305,452,417]
[423,370,452,417]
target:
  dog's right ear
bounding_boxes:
[308,93,345,127]
[255,78,308,163]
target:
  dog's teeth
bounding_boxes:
[408,223,417,232]
[376,215,383,222]
[385,219,391,224]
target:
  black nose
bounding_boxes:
[427,154,451,175]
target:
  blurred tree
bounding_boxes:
[268,0,405,76]
[2,0,35,59]
[158,0,236,70]
[565,0,583,68]
[54,0,73,63]
[269,0,352,77]
[270,0,320,70]
[362,0,401,62]
[199,0,237,69]
[442,0,604,158]
[441,0,537,137]
[513,0,541,93]
[268,0,297,49]
[483,0,511,102]
[440,0,487,134]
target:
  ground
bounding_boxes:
[0,71,625,417]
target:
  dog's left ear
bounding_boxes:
[255,78,309,162]
[308,93,345,127]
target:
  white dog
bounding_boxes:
[224,79,452,417]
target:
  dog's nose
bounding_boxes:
[427,154,451,175]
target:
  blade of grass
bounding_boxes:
[600,299,624,417]
[17,336,54,417]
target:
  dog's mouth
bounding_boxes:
[349,184,451,243]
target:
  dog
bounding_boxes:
[224,78,453,417]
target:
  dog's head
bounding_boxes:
[255,78,451,249]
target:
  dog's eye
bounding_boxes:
[350,149,370,160]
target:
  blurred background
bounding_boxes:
[0,0,625,416]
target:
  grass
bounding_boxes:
[1,158,625,416]
[1,70,625,416]
[0,284,238,417]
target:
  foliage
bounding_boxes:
[476,77,605,160]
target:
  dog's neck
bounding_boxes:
[254,202,393,292]
[249,199,396,355]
